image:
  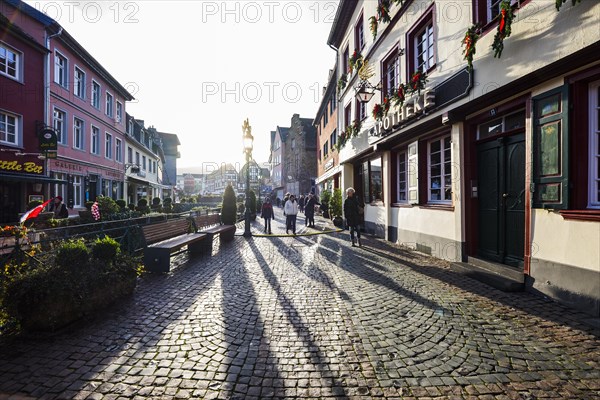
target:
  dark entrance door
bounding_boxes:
[0,181,21,224]
[477,133,525,267]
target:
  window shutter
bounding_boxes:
[532,84,569,209]
[408,140,419,204]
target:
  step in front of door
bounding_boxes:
[450,261,525,292]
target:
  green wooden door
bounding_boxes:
[477,134,525,266]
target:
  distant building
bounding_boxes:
[283,114,317,196]
[205,163,239,195]
[269,126,288,200]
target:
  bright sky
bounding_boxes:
[24,0,339,172]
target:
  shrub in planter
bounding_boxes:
[116,199,127,210]
[128,203,136,211]
[151,197,161,212]
[136,198,150,214]
[221,184,237,225]
[56,238,90,269]
[320,190,332,218]
[3,239,139,332]
[91,236,120,263]
[97,197,120,217]
[331,188,343,219]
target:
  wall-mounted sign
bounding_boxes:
[0,158,44,174]
[54,160,83,172]
[38,128,58,151]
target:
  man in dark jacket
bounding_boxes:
[261,197,275,234]
[304,194,320,227]
[343,187,361,247]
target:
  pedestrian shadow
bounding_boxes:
[245,239,350,398]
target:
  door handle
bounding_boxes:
[502,193,510,198]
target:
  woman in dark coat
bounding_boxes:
[304,194,320,227]
[261,197,275,234]
[343,187,362,247]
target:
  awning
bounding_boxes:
[1,172,67,184]
[316,166,342,185]
[126,176,151,185]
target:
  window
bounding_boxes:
[135,151,140,166]
[330,129,337,147]
[356,98,366,121]
[361,157,383,204]
[128,119,133,135]
[473,0,519,30]
[324,141,329,157]
[54,51,67,87]
[477,109,525,140]
[396,151,408,203]
[0,43,20,80]
[324,108,329,126]
[589,80,600,208]
[344,104,352,130]
[0,111,18,145]
[291,138,296,150]
[73,117,84,150]
[142,155,146,170]
[382,47,400,97]
[428,135,452,203]
[106,92,113,117]
[73,175,83,208]
[92,81,100,108]
[74,67,85,99]
[355,13,365,52]
[105,132,112,159]
[330,94,336,115]
[342,46,349,75]
[115,138,123,162]
[116,101,123,123]
[127,147,133,163]
[91,126,100,155]
[51,172,67,200]
[53,108,67,145]
[407,7,435,76]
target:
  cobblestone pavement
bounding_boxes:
[1,215,599,399]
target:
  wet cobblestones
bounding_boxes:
[0,217,598,399]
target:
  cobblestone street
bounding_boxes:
[0,216,598,399]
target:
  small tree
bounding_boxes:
[221,184,237,225]
[320,190,332,217]
[248,189,257,215]
[331,188,343,218]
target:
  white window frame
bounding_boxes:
[91,125,100,155]
[91,80,100,109]
[415,22,434,73]
[53,107,67,145]
[396,150,408,203]
[54,51,68,88]
[127,146,133,163]
[74,66,86,99]
[106,91,114,117]
[0,110,19,145]
[73,117,84,150]
[116,101,123,123]
[589,80,600,208]
[427,135,452,204]
[52,172,67,199]
[0,42,21,81]
[73,175,83,208]
[115,138,123,163]
[105,132,113,159]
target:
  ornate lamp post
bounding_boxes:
[242,119,254,237]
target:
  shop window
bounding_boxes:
[396,151,408,203]
[589,80,600,208]
[428,135,452,203]
[361,157,383,204]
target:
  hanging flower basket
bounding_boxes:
[409,71,427,94]
[372,97,391,121]
[337,73,348,92]
[491,0,514,58]
[391,83,407,107]
[462,24,480,70]
[352,120,363,137]
[377,0,391,23]
[369,16,378,40]
[348,51,363,74]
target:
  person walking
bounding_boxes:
[343,187,362,247]
[304,193,320,227]
[298,195,305,214]
[261,197,275,234]
[284,194,299,235]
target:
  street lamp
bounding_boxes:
[242,119,254,237]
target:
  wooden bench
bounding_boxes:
[141,218,207,273]
[191,214,236,246]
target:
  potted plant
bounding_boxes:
[221,184,237,225]
[248,189,257,221]
[331,188,344,228]
[320,190,331,219]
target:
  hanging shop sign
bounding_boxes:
[38,128,58,151]
[0,158,44,174]
[325,159,334,171]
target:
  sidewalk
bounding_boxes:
[0,212,598,399]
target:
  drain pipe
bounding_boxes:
[44,27,63,127]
